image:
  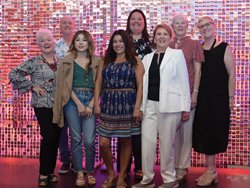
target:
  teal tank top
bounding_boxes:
[72,62,94,88]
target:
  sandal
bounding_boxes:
[49,174,58,183]
[102,177,116,188]
[116,179,127,188]
[135,170,143,180]
[38,175,49,187]
[87,174,96,185]
[196,171,218,186]
[76,171,85,187]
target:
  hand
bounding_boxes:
[32,85,46,96]
[77,103,86,116]
[181,111,190,122]
[85,105,93,119]
[94,105,101,119]
[229,97,235,110]
[133,108,141,125]
[191,92,198,110]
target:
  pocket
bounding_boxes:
[167,86,181,96]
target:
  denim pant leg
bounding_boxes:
[82,115,96,173]
[59,119,70,164]
[64,99,83,171]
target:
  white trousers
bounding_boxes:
[175,108,195,169]
[141,100,182,184]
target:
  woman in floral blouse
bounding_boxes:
[9,29,61,187]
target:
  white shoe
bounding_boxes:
[132,180,155,188]
[159,181,179,188]
[176,168,188,182]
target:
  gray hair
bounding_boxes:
[36,29,55,44]
[198,15,214,25]
[60,16,75,24]
[171,13,189,26]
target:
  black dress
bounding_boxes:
[193,41,230,155]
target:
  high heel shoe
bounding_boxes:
[196,170,218,186]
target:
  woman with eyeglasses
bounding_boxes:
[193,16,236,186]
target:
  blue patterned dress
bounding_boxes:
[97,61,141,138]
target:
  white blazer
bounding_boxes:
[141,47,191,113]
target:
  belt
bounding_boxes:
[104,88,136,92]
[73,87,93,91]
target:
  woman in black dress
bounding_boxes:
[193,16,236,186]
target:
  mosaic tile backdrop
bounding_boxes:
[0,0,249,167]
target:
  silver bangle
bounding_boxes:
[193,89,199,93]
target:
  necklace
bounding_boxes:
[41,55,57,71]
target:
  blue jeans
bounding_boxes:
[64,89,96,173]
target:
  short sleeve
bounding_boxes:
[193,41,205,63]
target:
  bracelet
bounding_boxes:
[193,89,199,93]
[229,96,235,100]
[87,105,93,109]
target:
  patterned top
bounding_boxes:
[133,38,153,60]
[55,38,69,61]
[169,36,204,92]
[97,61,140,137]
[9,55,57,108]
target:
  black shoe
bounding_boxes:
[59,163,70,174]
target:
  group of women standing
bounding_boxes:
[9,8,235,188]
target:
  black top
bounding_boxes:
[133,38,153,60]
[148,53,165,101]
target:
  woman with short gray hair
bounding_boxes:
[9,28,61,187]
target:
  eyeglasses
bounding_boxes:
[198,22,214,29]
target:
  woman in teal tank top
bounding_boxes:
[54,30,101,187]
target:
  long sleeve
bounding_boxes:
[9,57,37,94]
[53,62,64,124]
[177,51,191,111]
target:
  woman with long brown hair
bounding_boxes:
[94,29,144,188]
[53,30,101,187]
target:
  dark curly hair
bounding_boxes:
[126,9,150,43]
[104,29,137,66]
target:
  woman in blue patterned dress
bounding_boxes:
[116,9,153,179]
[94,29,144,188]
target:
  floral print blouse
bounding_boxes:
[133,38,153,60]
[9,55,57,108]
[55,38,69,61]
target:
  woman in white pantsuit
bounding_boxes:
[132,24,191,188]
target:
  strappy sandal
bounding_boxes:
[49,174,58,183]
[87,174,96,185]
[76,171,85,187]
[116,179,127,188]
[135,170,143,180]
[38,175,49,187]
[196,171,218,186]
[101,178,116,188]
